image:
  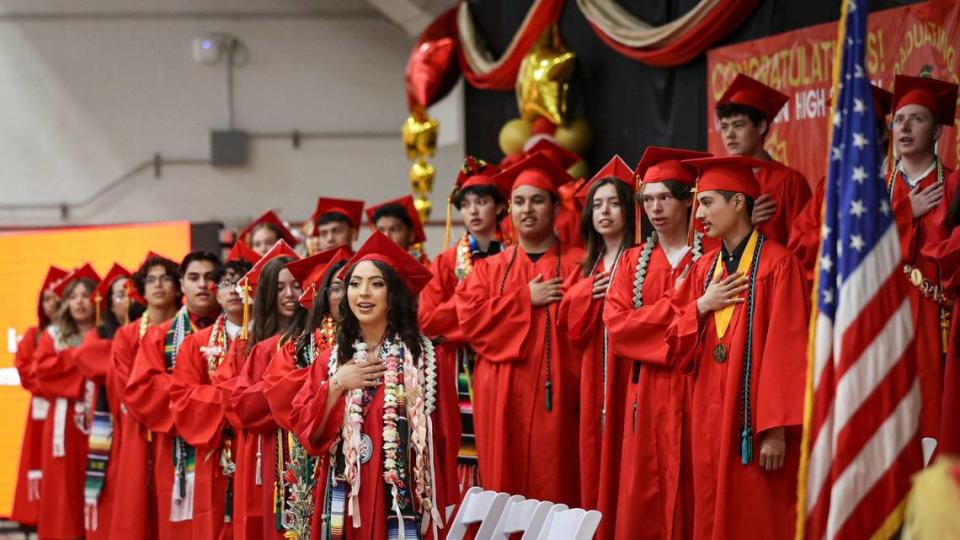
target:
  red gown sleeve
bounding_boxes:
[15,327,39,394]
[754,255,808,433]
[124,324,176,434]
[603,252,679,366]
[787,177,825,290]
[73,329,113,385]
[921,171,960,288]
[455,258,536,363]
[290,349,343,455]
[558,272,602,349]
[263,342,305,432]
[665,257,713,374]
[211,339,245,430]
[170,332,226,448]
[418,251,465,345]
[33,329,85,399]
[230,340,278,433]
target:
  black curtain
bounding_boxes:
[463,0,920,169]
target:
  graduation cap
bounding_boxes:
[892,75,958,126]
[96,263,132,324]
[365,195,427,245]
[53,263,101,298]
[444,156,512,250]
[574,155,634,203]
[239,210,299,247]
[682,156,770,199]
[341,231,433,295]
[524,138,581,171]
[41,266,69,296]
[718,74,789,123]
[634,147,712,188]
[138,250,177,271]
[286,247,351,309]
[311,197,365,230]
[493,151,574,197]
[226,239,262,265]
[236,240,300,338]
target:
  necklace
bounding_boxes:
[500,241,562,412]
[200,315,227,375]
[887,155,943,201]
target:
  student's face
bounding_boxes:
[511,185,559,240]
[347,261,388,326]
[68,283,95,324]
[144,264,177,309]
[110,278,129,322]
[893,104,940,158]
[696,191,743,238]
[641,182,691,236]
[720,114,766,156]
[181,260,218,313]
[276,268,302,321]
[216,268,244,317]
[375,216,415,250]
[591,183,626,238]
[250,227,279,256]
[41,289,60,320]
[316,221,353,252]
[460,192,502,237]
[326,277,345,320]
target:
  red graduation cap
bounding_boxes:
[240,240,301,292]
[41,266,69,296]
[365,195,427,245]
[892,75,958,126]
[493,151,574,197]
[455,155,507,194]
[574,155,634,202]
[54,263,102,297]
[239,210,299,247]
[226,239,262,265]
[140,250,177,270]
[682,156,770,199]
[524,138,581,170]
[311,197,365,230]
[342,231,433,295]
[634,147,712,188]
[871,84,893,119]
[95,263,131,304]
[286,247,350,309]
[718,74,789,122]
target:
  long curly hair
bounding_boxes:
[55,278,97,346]
[249,256,296,348]
[335,260,421,366]
[294,259,348,362]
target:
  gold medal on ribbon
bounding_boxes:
[713,343,727,363]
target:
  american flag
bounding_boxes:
[797,1,923,539]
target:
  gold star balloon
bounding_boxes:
[516,24,576,126]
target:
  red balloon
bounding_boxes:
[405,8,461,111]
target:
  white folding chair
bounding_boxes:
[488,497,552,539]
[536,507,602,540]
[446,487,511,540]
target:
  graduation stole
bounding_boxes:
[83,384,113,532]
[165,306,197,522]
[703,230,765,465]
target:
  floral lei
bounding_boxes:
[633,231,703,308]
[319,315,337,349]
[454,233,473,281]
[329,335,440,533]
[199,315,227,375]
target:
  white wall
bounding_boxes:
[0,0,465,255]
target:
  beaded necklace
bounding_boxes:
[886,156,944,201]
[499,241,562,412]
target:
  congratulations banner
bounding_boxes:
[707,0,960,186]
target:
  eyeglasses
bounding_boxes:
[218,279,239,290]
[144,274,175,285]
[112,291,128,301]
[327,283,345,295]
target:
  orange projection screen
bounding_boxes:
[0,221,191,518]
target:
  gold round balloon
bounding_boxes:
[516,24,576,126]
[555,117,592,155]
[498,118,532,156]
[401,114,440,160]
[414,194,433,221]
[409,158,435,195]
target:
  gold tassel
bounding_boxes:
[240,279,250,340]
[95,295,102,327]
[443,197,453,250]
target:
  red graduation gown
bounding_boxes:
[33,329,88,539]
[787,176,826,295]
[602,244,697,540]
[755,161,812,245]
[107,320,158,540]
[289,346,457,539]
[73,329,117,540]
[11,326,44,526]
[920,170,960,455]
[171,324,238,540]
[213,339,263,540]
[891,162,954,440]
[231,335,285,540]
[125,319,194,540]
[668,238,807,540]
[456,244,584,506]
